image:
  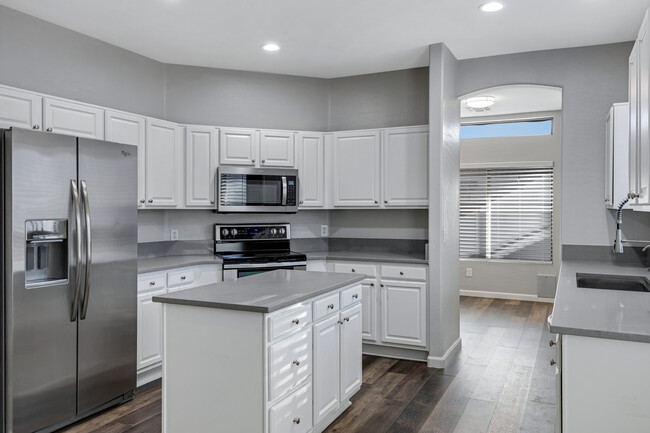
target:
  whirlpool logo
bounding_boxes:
[121,150,132,157]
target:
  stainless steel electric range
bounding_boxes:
[214,223,307,281]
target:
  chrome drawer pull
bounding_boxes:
[327,304,334,309]
[292,318,300,325]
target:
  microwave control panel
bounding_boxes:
[287,178,297,206]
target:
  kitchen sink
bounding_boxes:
[576,273,650,292]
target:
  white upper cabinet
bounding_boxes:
[185,125,218,208]
[382,126,429,207]
[219,127,258,166]
[631,10,650,207]
[145,118,183,208]
[259,130,295,167]
[43,97,104,139]
[0,86,42,130]
[331,130,381,207]
[630,41,640,205]
[605,103,630,209]
[105,110,146,207]
[296,132,325,208]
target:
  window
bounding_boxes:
[460,119,553,139]
[459,165,553,262]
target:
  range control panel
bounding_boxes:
[215,224,290,241]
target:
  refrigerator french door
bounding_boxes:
[1,128,137,433]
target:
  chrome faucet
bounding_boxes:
[613,192,640,254]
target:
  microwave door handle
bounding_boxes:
[281,176,287,206]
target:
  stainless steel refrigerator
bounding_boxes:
[1,128,138,433]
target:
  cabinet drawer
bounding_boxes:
[269,382,312,433]
[137,274,166,293]
[333,262,375,277]
[167,268,195,288]
[313,293,340,321]
[268,329,312,402]
[380,264,427,281]
[268,305,312,342]
[340,284,362,308]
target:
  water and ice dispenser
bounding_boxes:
[25,219,68,288]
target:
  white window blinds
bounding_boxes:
[459,166,553,261]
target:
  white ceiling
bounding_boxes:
[460,85,563,118]
[1,0,649,78]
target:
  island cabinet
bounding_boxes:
[158,276,363,433]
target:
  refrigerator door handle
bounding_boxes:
[70,180,82,322]
[80,180,92,320]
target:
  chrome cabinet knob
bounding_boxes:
[351,268,356,272]
[352,294,358,299]
[149,281,155,286]
[400,271,404,276]
[46,127,53,132]
[549,339,556,347]
[139,199,145,204]
[292,318,300,325]
[370,283,374,287]
[293,418,301,424]
[261,159,266,163]
[292,359,300,366]
[210,200,215,204]
[374,200,378,204]
[181,275,186,280]
[299,200,304,204]
[251,159,256,163]
[148,199,153,203]
[380,284,384,287]
[32,124,40,130]
[550,359,556,366]
[344,317,350,322]
[384,200,388,204]
[327,304,334,309]
[338,320,344,325]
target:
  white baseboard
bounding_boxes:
[427,337,462,368]
[460,289,554,303]
[137,364,162,388]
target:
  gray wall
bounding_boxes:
[328,68,429,131]
[0,5,165,118]
[459,111,563,298]
[163,65,330,131]
[458,42,650,246]
[428,43,461,363]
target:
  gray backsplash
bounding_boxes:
[562,244,647,265]
[138,240,214,258]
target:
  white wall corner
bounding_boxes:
[427,337,462,368]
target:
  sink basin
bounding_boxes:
[576,273,650,292]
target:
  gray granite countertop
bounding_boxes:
[550,260,650,343]
[153,270,366,313]
[305,250,427,265]
[138,255,223,274]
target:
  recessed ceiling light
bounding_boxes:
[466,96,496,108]
[263,43,280,52]
[478,2,504,12]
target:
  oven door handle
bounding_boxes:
[281,176,288,206]
[223,261,307,270]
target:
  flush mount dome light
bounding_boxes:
[263,43,280,52]
[466,96,496,108]
[478,2,504,12]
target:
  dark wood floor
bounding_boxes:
[60,297,556,433]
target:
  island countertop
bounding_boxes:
[153,269,366,313]
[550,260,650,343]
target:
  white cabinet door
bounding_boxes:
[637,15,650,205]
[331,130,381,207]
[43,97,104,139]
[260,130,295,167]
[219,127,257,166]
[380,280,427,347]
[382,126,428,207]
[145,118,183,207]
[137,289,166,370]
[185,126,218,208]
[313,314,341,425]
[605,103,630,209]
[340,303,362,401]
[361,279,377,342]
[0,86,42,130]
[296,132,325,208]
[105,110,146,207]
[630,41,640,205]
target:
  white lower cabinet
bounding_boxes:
[360,279,378,342]
[313,314,341,424]
[136,264,220,386]
[380,280,427,347]
[269,382,312,433]
[340,303,363,399]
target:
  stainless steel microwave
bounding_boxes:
[216,166,299,213]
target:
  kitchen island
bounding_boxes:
[550,260,650,433]
[154,270,366,433]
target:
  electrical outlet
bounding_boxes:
[320,225,329,237]
[466,267,473,277]
[170,229,179,241]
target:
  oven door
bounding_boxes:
[223,262,307,281]
[217,166,298,213]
